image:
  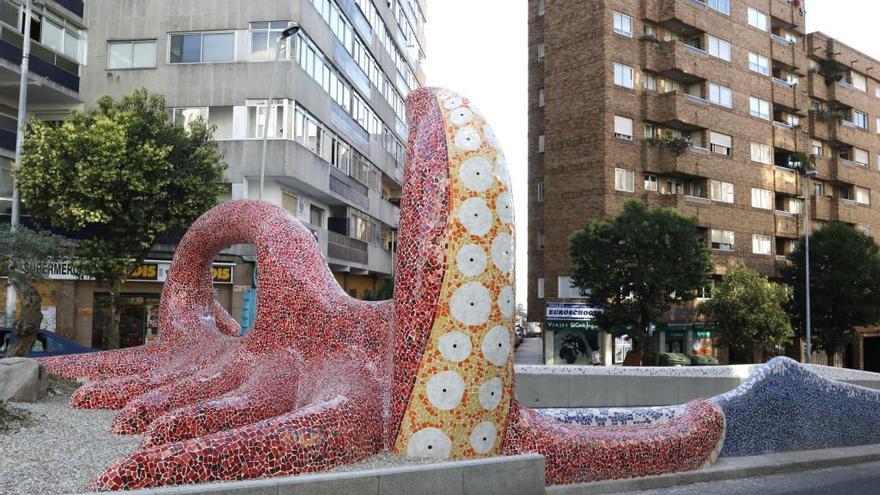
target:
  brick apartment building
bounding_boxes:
[528,0,880,369]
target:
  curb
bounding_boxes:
[547,443,880,495]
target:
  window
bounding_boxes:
[107,40,157,69]
[172,107,209,131]
[37,15,83,62]
[537,42,545,62]
[614,116,633,140]
[613,12,633,37]
[538,230,545,250]
[750,97,771,120]
[310,205,324,227]
[707,36,731,61]
[711,229,735,251]
[645,174,658,191]
[0,1,18,29]
[748,7,768,31]
[751,188,773,209]
[710,132,732,156]
[877,118,880,134]
[852,72,867,92]
[750,142,772,164]
[856,186,871,205]
[537,181,545,202]
[854,148,870,165]
[811,139,824,157]
[538,0,545,16]
[752,234,772,255]
[852,110,868,129]
[615,168,635,192]
[813,181,825,197]
[537,277,545,299]
[709,83,732,108]
[250,21,291,61]
[748,53,770,76]
[710,180,734,203]
[614,63,635,89]
[538,134,545,153]
[708,0,730,15]
[170,32,235,63]
[643,73,657,91]
[558,276,585,299]
[538,88,545,108]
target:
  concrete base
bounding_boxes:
[0,357,49,403]
[101,454,545,495]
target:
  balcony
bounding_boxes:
[644,41,710,84]
[774,211,800,238]
[772,122,798,151]
[771,78,797,107]
[54,0,85,18]
[808,112,832,141]
[774,166,799,195]
[832,120,868,147]
[828,82,873,113]
[810,195,832,221]
[770,0,805,34]
[644,91,713,130]
[643,142,727,177]
[0,28,80,94]
[655,193,712,218]
[328,230,369,266]
[807,72,828,102]
[832,198,864,224]
[830,157,874,185]
[770,36,797,69]
[645,0,710,36]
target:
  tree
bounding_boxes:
[14,89,226,349]
[0,226,66,357]
[699,264,793,362]
[569,200,712,362]
[782,222,880,361]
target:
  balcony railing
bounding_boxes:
[683,94,709,105]
[690,145,710,155]
[771,34,795,46]
[841,158,867,168]
[682,44,709,57]
[327,231,368,265]
[773,121,795,130]
[772,77,796,88]
[686,0,708,8]
[685,195,711,204]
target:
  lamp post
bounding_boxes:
[258,24,300,200]
[5,0,34,324]
[801,166,818,364]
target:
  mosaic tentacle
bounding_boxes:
[40,88,724,491]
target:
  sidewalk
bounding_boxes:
[515,336,544,365]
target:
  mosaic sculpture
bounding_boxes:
[542,356,880,458]
[41,88,725,490]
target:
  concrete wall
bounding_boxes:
[106,455,545,495]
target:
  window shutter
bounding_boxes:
[614,116,633,136]
[710,132,732,148]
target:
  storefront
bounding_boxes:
[543,302,609,365]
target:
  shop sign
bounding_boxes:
[8,260,235,284]
[545,302,601,321]
[665,330,686,340]
[545,319,599,331]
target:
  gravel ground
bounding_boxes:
[0,382,440,495]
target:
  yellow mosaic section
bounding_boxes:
[393,89,516,459]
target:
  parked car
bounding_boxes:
[0,327,98,358]
[514,325,524,347]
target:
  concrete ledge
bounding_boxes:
[100,454,545,495]
[546,443,880,495]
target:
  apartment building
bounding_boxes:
[14,0,426,349]
[529,0,880,368]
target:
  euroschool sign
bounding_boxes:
[8,260,235,284]
[545,302,602,321]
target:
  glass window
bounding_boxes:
[202,33,234,62]
[811,139,824,157]
[710,132,732,156]
[852,72,867,92]
[42,18,63,53]
[173,107,209,131]
[108,40,157,69]
[538,0,545,15]
[707,36,731,61]
[752,234,772,255]
[708,0,730,15]
[856,186,871,205]
[748,53,770,76]
[711,229,735,251]
[645,174,658,191]
[538,134,545,153]
[854,148,870,165]
[0,1,18,29]
[751,188,772,209]
[614,63,635,88]
[537,278,545,299]
[852,110,868,129]
[748,7,768,31]
[613,12,633,37]
[615,168,635,192]
[537,181,545,201]
[63,29,81,60]
[614,115,633,140]
[170,33,202,63]
[751,142,772,163]
[538,88,545,108]
[537,42,545,62]
[750,97,770,120]
[709,83,732,108]
[710,180,734,203]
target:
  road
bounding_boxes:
[515,335,544,364]
[610,460,880,495]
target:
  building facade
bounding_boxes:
[529,0,880,368]
[3,0,426,350]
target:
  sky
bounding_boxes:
[423,0,880,307]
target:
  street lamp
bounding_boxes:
[258,24,300,200]
[801,166,818,364]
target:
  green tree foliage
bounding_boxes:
[0,226,67,357]
[568,200,712,358]
[699,264,793,360]
[782,222,880,358]
[14,88,226,348]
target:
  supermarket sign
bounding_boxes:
[545,302,602,321]
[19,260,235,284]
